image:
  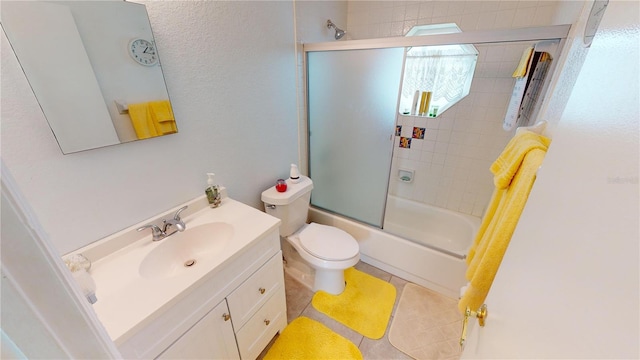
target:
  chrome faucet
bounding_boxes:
[163,205,187,233]
[137,205,188,241]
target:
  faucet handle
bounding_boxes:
[173,205,188,221]
[137,224,164,241]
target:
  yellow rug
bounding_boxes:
[388,283,462,360]
[311,267,396,339]
[264,316,362,360]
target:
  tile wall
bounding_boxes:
[346,1,562,39]
[391,41,537,216]
[346,1,562,217]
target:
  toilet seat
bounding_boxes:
[299,223,359,261]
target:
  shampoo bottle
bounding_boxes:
[205,173,222,208]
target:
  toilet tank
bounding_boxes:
[261,176,313,237]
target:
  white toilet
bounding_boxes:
[261,175,359,295]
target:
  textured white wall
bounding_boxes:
[293,0,348,174]
[1,1,298,255]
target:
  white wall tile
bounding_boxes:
[513,7,535,27]
[477,12,498,30]
[418,2,434,21]
[460,13,480,30]
[533,5,557,26]
[406,3,420,20]
[517,1,539,9]
[498,1,519,11]
[433,2,449,18]
[494,9,516,28]
[459,201,474,214]
[482,1,501,13]
[449,1,466,16]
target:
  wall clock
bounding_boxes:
[128,38,158,66]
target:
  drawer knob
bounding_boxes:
[264,319,270,326]
[222,313,231,321]
[259,287,266,294]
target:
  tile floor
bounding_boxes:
[259,261,462,360]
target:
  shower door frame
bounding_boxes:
[302,24,571,226]
[304,25,570,52]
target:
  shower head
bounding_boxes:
[327,19,346,40]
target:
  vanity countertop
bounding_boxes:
[78,196,280,343]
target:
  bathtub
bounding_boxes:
[383,195,480,259]
[309,196,480,298]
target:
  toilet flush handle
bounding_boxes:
[266,204,276,210]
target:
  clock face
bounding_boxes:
[129,38,158,66]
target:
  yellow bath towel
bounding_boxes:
[512,47,534,78]
[491,131,551,189]
[128,101,176,139]
[128,102,160,140]
[459,131,550,314]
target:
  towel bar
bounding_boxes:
[115,100,129,114]
[516,120,547,135]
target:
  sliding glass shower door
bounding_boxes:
[307,48,404,227]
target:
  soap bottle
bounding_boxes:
[289,164,301,184]
[205,173,221,208]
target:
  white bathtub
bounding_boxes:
[383,195,480,258]
[309,197,480,298]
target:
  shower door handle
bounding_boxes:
[459,304,487,350]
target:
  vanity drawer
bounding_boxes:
[227,251,284,330]
[236,288,286,360]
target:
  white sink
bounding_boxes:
[77,196,281,343]
[139,222,234,279]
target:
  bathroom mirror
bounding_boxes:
[1,1,177,154]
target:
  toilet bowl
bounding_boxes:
[261,174,360,295]
[287,223,359,294]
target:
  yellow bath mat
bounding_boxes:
[311,267,396,339]
[263,316,362,360]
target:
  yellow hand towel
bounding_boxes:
[148,100,177,135]
[459,131,550,314]
[512,47,534,78]
[128,102,160,140]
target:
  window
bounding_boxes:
[399,24,478,117]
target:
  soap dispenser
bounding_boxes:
[205,173,222,208]
[289,164,301,184]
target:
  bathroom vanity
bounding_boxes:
[69,195,286,359]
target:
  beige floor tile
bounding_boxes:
[390,276,409,317]
[359,332,413,359]
[389,283,463,360]
[355,261,393,282]
[283,271,314,322]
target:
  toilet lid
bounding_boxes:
[299,223,359,261]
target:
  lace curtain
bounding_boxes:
[400,45,478,116]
